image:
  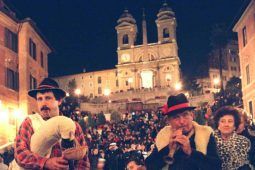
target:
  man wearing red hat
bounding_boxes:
[10,78,90,169]
[145,93,221,170]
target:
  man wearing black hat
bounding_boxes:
[145,93,221,170]
[11,78,90,169]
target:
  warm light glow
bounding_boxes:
[141,70,153,88]
[14,108,24,121]
[184,92,189,98]
[175,82,182,91]
[74,89,81,96]
[66,92,70,97]
[104,88,111,96]
[128,77,133,83]
[0,108,8,124]
[165,74,172,81]
[213,78,220,85]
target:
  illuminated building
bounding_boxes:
[54,3,181,100]
[0,1,51,149]
[233,0,255,117]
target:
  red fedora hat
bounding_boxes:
[28,78,66,99]
[162,93,196,116]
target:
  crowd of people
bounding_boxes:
[1,78,255,170]
[83,110,165,170]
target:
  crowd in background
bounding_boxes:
[83,110,165,170]
[1,105,255,169]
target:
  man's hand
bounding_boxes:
[173,135,192,155]
[44,156,69,170]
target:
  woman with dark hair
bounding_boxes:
[213,106,254,170]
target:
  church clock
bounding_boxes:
[121,53,130,62]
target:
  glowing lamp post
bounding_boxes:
[75,88,81,107]
[174,82,182,91]
[213,78,220,93]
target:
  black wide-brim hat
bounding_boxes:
[28,78,66,99]
[162,93,196,116]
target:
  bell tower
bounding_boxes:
[156,2,177,44]
[115,9,137,50]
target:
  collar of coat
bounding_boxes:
[155,121,213,155]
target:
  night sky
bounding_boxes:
[8,0,245,78]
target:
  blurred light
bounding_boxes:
[175,82,182,91]
[66,92,70,97]
[184,92,189,98]
[104,88,111,96]
[14,108,24,122]
[128,77,133,83]
[165,74,172,81]
[74,89,81,96]
[213,78,220,85]
[0,101,8,124]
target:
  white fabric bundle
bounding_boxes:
[9,114,76,170]
[30,114,76,157]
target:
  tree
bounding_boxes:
[183,76,202,96]
[97,112,106,125]
[87,113,96,127]
[110,111,122,123]
[212,77,243,111]
[68,79,77,95]
[60,79,79,118]
[209,23,230,92]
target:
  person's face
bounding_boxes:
[36,91,61,119]
[127,161,139,170]
[168,111,194,134]
[218,115,236,135]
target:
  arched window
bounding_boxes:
[149,54,155,61]
[123,34,129,44]
[163,28,170,38]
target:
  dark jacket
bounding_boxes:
[240,126,255,166]
[145,134,221,170]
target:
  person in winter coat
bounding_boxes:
[145,93,221,170]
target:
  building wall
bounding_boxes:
[0,8,51,147]
[55,44,180,98]
[233,0,255,117]
[197,40,240,94]
[54,69,117,97]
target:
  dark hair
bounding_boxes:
[36,89,62,101]
[214,106,241,129]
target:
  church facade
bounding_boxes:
[54,3,181,98]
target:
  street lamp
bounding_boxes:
[213,78,220,93]
[74,88,81,96]
[75,88,81,108]
[174,82,182,91]
[104,88,111,113]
